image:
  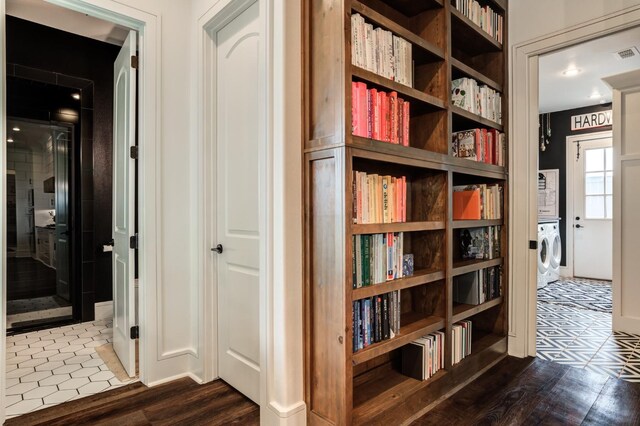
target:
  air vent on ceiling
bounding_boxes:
[613,46,640,60]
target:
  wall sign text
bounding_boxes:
[571,110,612,131]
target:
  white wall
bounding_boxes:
[126,0,198,384]
[510,0,640,46]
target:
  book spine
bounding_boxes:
[382,293,390,340]
[355,235,362,288]
[390,91,398,144]
[363,235,370,286]
[387,232,394,280]
[382,176,390,224]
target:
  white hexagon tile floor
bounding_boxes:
[5,319,132,419]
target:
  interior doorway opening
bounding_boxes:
[6,118,73,331]
[534,28,639,382]
[3,0,141,419]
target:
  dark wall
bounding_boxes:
[538,103,612,266]
[7,16,120,310]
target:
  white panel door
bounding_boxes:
[112,30,137,378]
[215,0,261,404]
[573,138,613,280]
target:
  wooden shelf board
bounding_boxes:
[352,315,445,365]
[450,8,502,54]
[452,219,503,229]
[350,136,448,168]
[452,257,503,276]
[448,156,507,179]
[375,0,443,16]
[351,0,445,63]
[352,66,446,111]
[452,297,503,323]
[352,334,507,425]
[352,221,446,235]
[451,105,504,132]
[451,57,502,92]
[352,268,445,300]
[349,137,507,179]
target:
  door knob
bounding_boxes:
[211,244,223,254]
[575,224,584,229]
[575,216,580,220]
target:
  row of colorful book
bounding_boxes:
[453,266,502,305]
[453,0,504,43]
[352,233,404,288]
[459,225,501,260]
[353,171,407,224]
[351,13,413,87]
[452,77,502,124]
[351,82,411,146]
[452,128,506,166]
[453,184,502,220]
[452,320,472,365]
[352,291,401,352]
[401,331,445,381]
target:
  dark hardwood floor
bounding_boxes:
[412,356,640,426]
[6,378,259,426]
[7,257,56,301]
[8,357,638,425]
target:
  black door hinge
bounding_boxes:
[130,234,139,250]
[130,325,139,339]
[529,240,538,250]
[130,146,139,159]
[131,55,138,69]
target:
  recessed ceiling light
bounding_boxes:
[589,91,602,100]
[72,93,81,100]
[12,126,20,132]
[7,138,14,143]
[600,99,607,104]
[562,67,582,77]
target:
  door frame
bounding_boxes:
[1,1,160,423]
[564,130,612,278]
[196,0,306,423]
[510,7,640,358]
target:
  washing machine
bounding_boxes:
[537,223,550,289]
[544,221,561,283]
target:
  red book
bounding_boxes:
[380,92,389,142]
[453,190,482,220]
[351,82,358,136]
[357,82,368,138]
[481,129,489,164]
[398,98,404,146]
[370,88,379,140]
[390,92,398,144]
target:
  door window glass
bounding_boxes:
[584,147,613,219]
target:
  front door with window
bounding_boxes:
[573,137,613,280]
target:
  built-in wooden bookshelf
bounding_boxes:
[304,0,508,423]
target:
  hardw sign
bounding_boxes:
[571,110,612,131]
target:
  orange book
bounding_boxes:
[453,189,482,220]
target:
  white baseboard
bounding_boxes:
[262,401,307,426]
[94,301,113,321]
[560,266,572,278]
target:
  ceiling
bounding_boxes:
[539,26,640,113]
[6,0,128,46]
[6,119,54,152]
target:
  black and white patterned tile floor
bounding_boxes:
[537,279,640,382]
